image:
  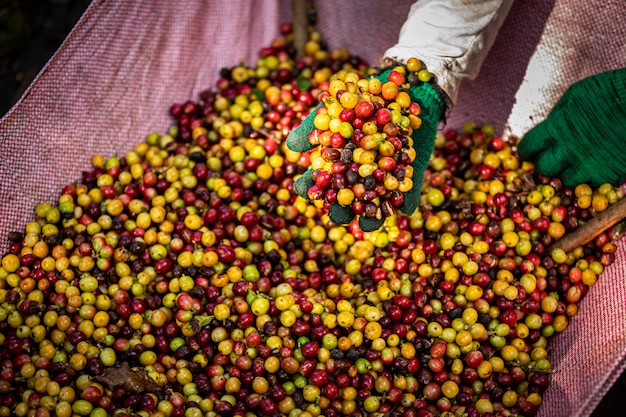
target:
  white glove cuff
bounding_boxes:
[384,0,514,105]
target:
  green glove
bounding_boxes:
[517,68,626,187]
[287,69,445,231]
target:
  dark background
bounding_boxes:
[0,0,624,416]
[0,0,89,115]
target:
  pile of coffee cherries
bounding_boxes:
[306,61,430,220]
[0,22,623,417]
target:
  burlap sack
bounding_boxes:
[1,1,624,416]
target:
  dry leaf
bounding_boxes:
[92,362,160,394]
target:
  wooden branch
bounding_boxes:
[291,0,308,59]
[547,197,626,253]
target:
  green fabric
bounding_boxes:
[287,70,445,231]
[517,68,626,187]
[293,168,314,198]
[287,103,322,153]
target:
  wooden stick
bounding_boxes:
[292,0,308,59]
[547,196,626,253]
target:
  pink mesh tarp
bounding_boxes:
[1,1,625,416]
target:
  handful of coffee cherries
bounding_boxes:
[289,58,446,231]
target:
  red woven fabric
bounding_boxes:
[1,1,624,416]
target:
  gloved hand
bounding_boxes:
[517,68,626,187]
[287,68,446,231]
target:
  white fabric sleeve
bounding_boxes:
[384,0,515,105]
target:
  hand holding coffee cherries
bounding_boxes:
[518,68,626,187]
[287,58,446,232]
